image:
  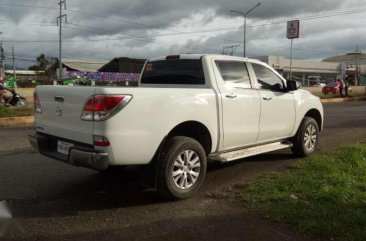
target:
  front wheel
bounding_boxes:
[157,136,207,200]
[290,117,319,157]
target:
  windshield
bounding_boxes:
[141,59,205,85]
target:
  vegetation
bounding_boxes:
[27,54,57,85]
[28,54,57,72]
[0,105,33,118]
[231,143,366,241]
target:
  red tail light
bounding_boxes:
[93,135,110,146]
[33,91,42,114]
[81,95,132,121]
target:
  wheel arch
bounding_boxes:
[165,121,213,155]
[304,109,323,131]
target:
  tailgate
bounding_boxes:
[35,86,96,144]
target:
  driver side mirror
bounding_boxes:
[286,80,300,91]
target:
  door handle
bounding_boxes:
[225,93,237,99]
[262,95,272,101]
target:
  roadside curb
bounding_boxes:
[320,96,366,103]
[0,116,34,127]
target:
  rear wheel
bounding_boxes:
[16,97,28,107]
[290,117,319,157]
[157,136,207,200]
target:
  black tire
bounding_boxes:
[157,136,207,200]
[16,97,28,107]
[290,117,319,157]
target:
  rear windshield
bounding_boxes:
[141,59,205,85]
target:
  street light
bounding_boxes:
[231,2,261,57]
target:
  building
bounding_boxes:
[99,57,146,73]
[62,59,108,72]
[4,70,44,87]
[322,52,366,85]
[257,53,366,86]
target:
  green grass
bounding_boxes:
[231,143,366,241]
[0,105,33,118]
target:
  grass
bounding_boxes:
[0,105,33,118]
[231,143,366,241]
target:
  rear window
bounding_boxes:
[141,59,205,85]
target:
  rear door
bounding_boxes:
[35,86,96,144]
[249,62,296,142]
[213,59,261,149]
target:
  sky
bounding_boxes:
[0,0,366,69]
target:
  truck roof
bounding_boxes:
[149,54,251,62]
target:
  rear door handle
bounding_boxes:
[225,93,237,99]
[262,95,272,101]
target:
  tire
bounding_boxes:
[157,136,207,200]
[290,117,319,157]
[16,98,28,107]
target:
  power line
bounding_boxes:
[2,4,366,44]
[65,8,153,29]
[64,22,220,52]
[1,6,366,55]
[0,3,57,10]
[65,8,245,46]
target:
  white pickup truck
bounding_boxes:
[29,54,323,199]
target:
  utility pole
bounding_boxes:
[0,32,5,79]
[11,46,17,81]
[12,46,16,80]
[222,45,240,56]
[230,2,261,57]
[57,0,67,84]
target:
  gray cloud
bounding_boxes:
[0,0,366,68]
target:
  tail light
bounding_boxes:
[81,95,132,121]
[93,135,110,146]
[33,91,42,114]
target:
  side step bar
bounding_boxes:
[209,141,292,163]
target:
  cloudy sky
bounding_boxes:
[0,0,366,68]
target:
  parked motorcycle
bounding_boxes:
[1,89,28,107]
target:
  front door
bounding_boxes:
[249,62,296,142]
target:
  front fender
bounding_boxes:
[291,90,324,137]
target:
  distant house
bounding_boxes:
[99,57,146,73]
[4,70,43,81]
[62,59,108,72]
[323,52,366,85]
[46,57,147,86]
[4,70,44,87]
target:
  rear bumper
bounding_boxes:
[29,133,109,171]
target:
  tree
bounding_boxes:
[28,54,57,84]
[28,54,56,71]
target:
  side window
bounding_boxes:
[251,63,284,91]
[215,60,251,88]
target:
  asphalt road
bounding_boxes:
[1,101,366,241]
